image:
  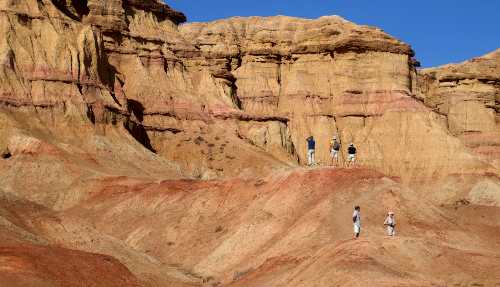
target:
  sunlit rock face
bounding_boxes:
[180,16,498,202]
[412,49,500,205]
[1,2,500,286]
[1,0,499,206]
[0,0,298,202]
[419,49,500,169]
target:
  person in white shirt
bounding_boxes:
[352,206,361,237]
[384,212,396,236]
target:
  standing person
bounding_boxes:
[352,206,361,238]
[347,143,356,168]
[306,136,315,166]
[384,212,396,236]
[330,136,340,167]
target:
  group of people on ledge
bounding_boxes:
[353,206,396,238]
[306,136,357,167]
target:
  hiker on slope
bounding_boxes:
[384,212,396,236]
[347,143,356,168]
[352,206,361,238]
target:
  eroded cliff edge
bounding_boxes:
[0,0,298,209]
[1,0,499,207]
[180,16,500,204]
[419,49,500,169]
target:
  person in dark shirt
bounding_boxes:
[306,136,315,166]
[347,142,356,168]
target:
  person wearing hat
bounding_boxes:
[347,142,356,168]
[384,212,396,236]
[330,136,340,167]
[352,206,361,238]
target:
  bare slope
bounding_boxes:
[67,168,500,286]
[0,189,198,286]
[0,243,145,287]
[228,236,500,287]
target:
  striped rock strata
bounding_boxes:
[419,49,500,168]
[180,16,499,203]
[0,0,298,208]
[417,49,500,205]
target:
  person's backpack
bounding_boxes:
[333,141,340,150]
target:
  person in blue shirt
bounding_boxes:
[306,136,315,166]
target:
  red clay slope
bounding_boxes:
[67,167,500,286]
[227,236,500,287]
[0,243,144,287]
[0,189,199,286]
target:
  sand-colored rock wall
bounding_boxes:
[0,0,298,203]
[419,49,500,168]
[180,16,499,202]
[2,0,499,206]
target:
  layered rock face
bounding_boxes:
[2,0,497,207]
[419,49,500,168]
[0,0,189,208]
[180,16,497,202]
[416,49,500,204]
[0,0,298,208]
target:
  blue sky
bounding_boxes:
[165,0,499,69]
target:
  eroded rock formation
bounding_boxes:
[180,16,499,203]
[0,0,298,208]
[419,49,500,168]
[415,49,500,204]
[1,0,500,286]
[2,0,498,207]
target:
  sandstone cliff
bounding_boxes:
[0,0,298,209]
[180,16,498,203]
[2,0,498,207]
[417,49,500,204]
[1,1,500,285]
[419,49,500,168]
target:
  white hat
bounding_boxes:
[350,143,353,146]
[333,136,337,140]
[388,212,394,215]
